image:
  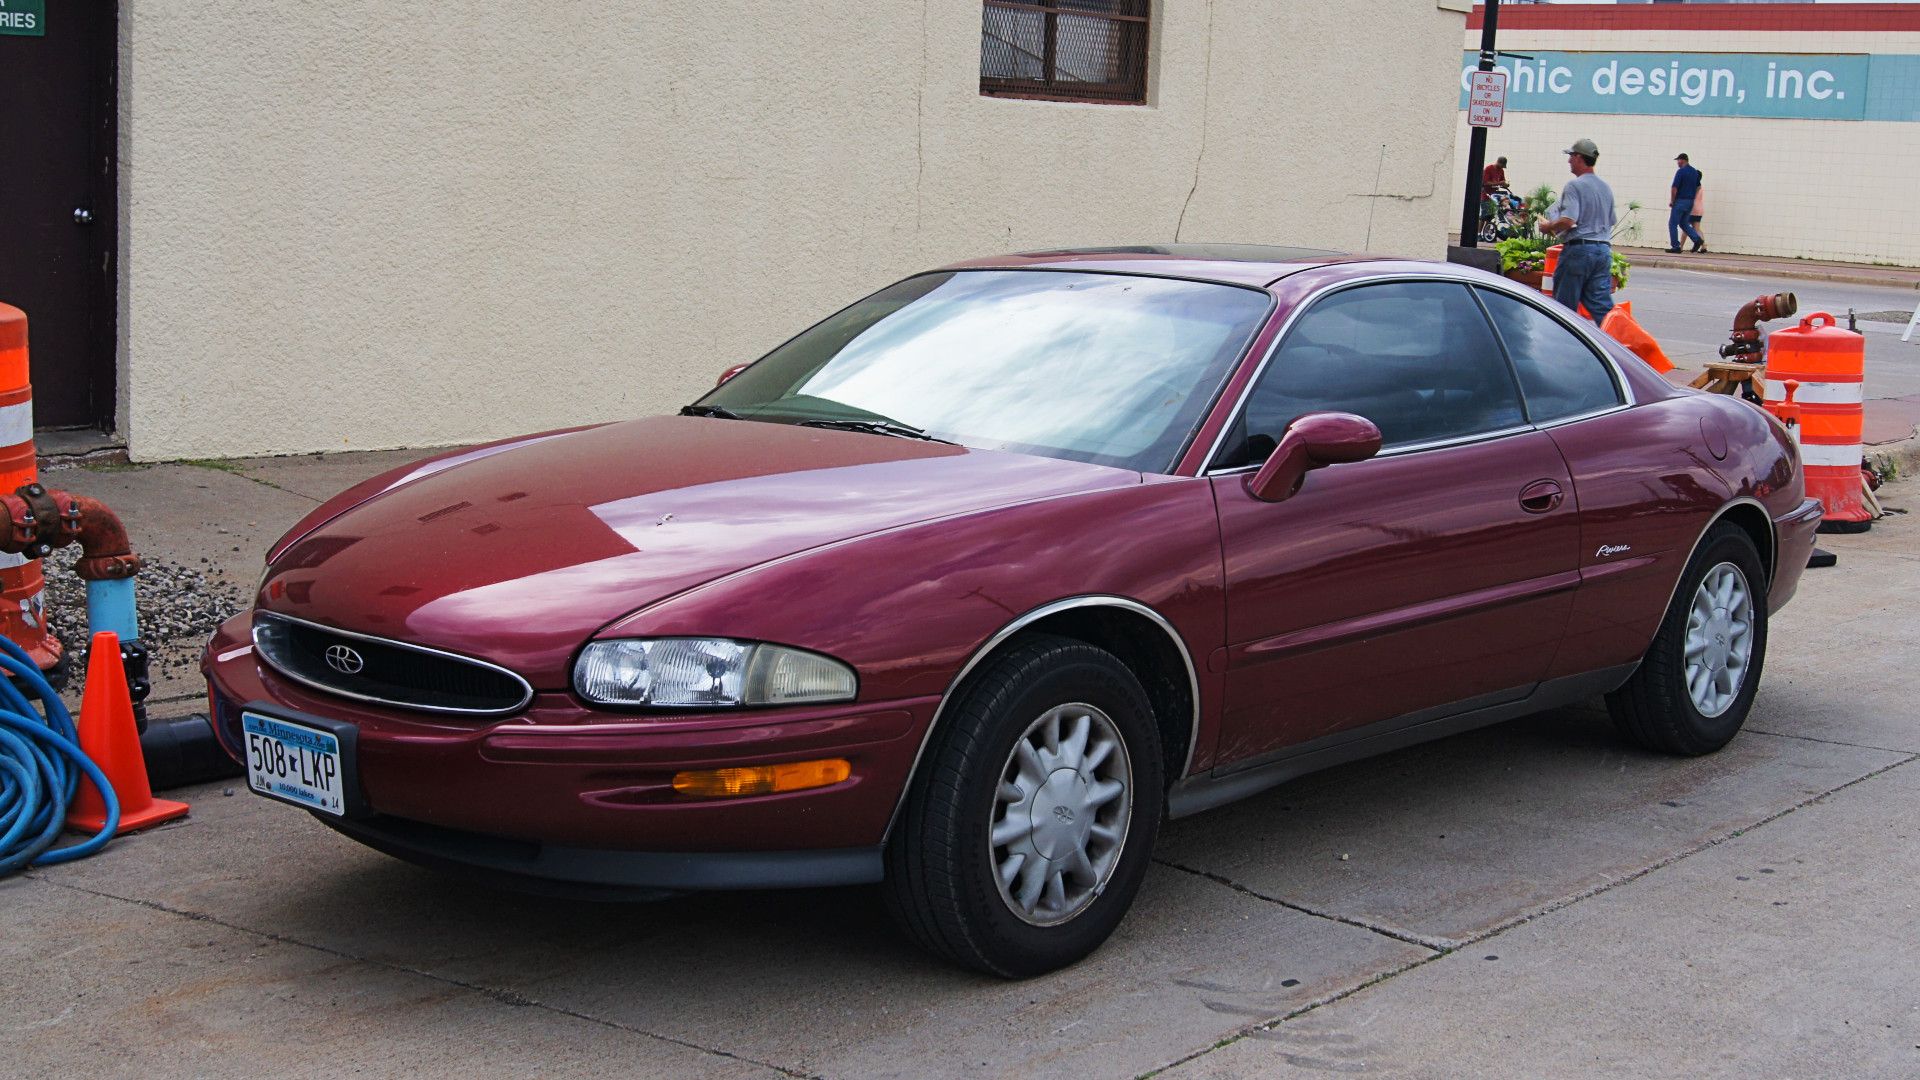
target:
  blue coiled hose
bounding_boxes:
[0,636,120,875]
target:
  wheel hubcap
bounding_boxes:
[991,703,1132,927]
[1684,562,1754,718]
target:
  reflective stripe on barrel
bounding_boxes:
[0,303,56,669]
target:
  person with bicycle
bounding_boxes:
[1479,157,1519,241]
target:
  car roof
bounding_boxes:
[938,244,1391,288]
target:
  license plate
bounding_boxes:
[243,711,347,816]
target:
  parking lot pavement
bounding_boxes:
[7,464,1915,1078]
[1,878,783,1080]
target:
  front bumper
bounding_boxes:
[321,813,882,899]
[203,613,934,884]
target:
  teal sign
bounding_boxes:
[0,0,43,37]
[1457,51,1915,122]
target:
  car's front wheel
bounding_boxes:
[1608,523,1769,755]
[884,634,1163,977]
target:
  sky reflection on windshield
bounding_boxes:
[789,271,1269,470]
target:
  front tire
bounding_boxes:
[884,635,1163,977]
[1608,524,1769,755]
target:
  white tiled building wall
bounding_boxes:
[1455,27,1920,265]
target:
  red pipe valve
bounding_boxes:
[0,485,141,580]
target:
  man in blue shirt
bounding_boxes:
[1669,153,1705,253]
[1541,138,1617,326]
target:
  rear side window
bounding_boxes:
[1477,288,1623,423]
[1227,281,1523,462]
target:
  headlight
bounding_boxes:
[572,638,857,707]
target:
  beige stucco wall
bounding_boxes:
[1453,26,1920,266]
[121,1,1467,460]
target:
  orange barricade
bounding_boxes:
[66,631,189,833]
[0,304,58,670]
[1601,301,1674,373]
[1765,312,1873,529]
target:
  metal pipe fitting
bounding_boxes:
[1721,292,1799,359]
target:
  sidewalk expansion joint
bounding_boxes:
[181,459,322,503]
[1745,726,1919,756]
[35,878,820,1080]
[1150,857,1449,952]
[1141,751,1919,1078]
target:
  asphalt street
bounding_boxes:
[1618,266,1920,401]
[5,441,1918,1076]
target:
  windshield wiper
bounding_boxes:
[797,418,954,444]
[679,404,743,420]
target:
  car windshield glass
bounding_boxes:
[698,270,1272,472]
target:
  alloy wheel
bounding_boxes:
[989,703,1133,927]
[1684,561,1754,718]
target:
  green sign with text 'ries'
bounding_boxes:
[0,0,45,38]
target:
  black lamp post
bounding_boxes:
[1458,0,1501,248]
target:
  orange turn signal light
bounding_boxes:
[672,758,851,798]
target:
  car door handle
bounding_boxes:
[1519,479,1564,514]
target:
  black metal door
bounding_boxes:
[0,1,117,430]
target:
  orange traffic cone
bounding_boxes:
[65,631,189,833]
[1602,301,1675,373]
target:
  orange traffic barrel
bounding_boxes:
[1765,312,1871,529]
[0,304,59,670]
[1542,244,1563,295]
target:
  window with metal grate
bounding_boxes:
[980,1,1149,104]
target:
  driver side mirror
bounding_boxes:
[717,362,751,386]
[1245,411,1383,503]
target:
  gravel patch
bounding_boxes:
[41,544,250,692]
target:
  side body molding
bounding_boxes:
[881,595,1202,843]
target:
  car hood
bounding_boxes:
[258,415,1141,686]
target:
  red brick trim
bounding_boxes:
[1468,3,1920,33]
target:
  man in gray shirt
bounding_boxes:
[1540,138,1617,325]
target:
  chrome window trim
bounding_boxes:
[1198,270,1637,475]
[252,610,536,717]
[881,595,1201,844]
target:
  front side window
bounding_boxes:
[1220,281,1524,466]
[1477,288,1624,423]
[981,1,1149,104]
[701,270,1272,473]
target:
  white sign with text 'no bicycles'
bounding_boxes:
[1468,70,1507,127]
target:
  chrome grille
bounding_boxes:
[252,612,533,716]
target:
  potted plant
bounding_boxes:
[1497,235,1550,290]
[1497,185,1634,293]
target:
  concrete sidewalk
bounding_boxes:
[1613,245,1920,291]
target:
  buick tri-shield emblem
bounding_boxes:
[324,644,365,675]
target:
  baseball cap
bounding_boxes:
[1675,152,1690,162]
[1564,138,1599,159]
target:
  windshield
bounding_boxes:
[697,270,1273,472]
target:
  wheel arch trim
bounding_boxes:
[1657,496,1776,625]
[881,595,1201,844]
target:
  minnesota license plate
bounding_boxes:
[242,711,347,816]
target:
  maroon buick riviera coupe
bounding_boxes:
[205,246,1820,976]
